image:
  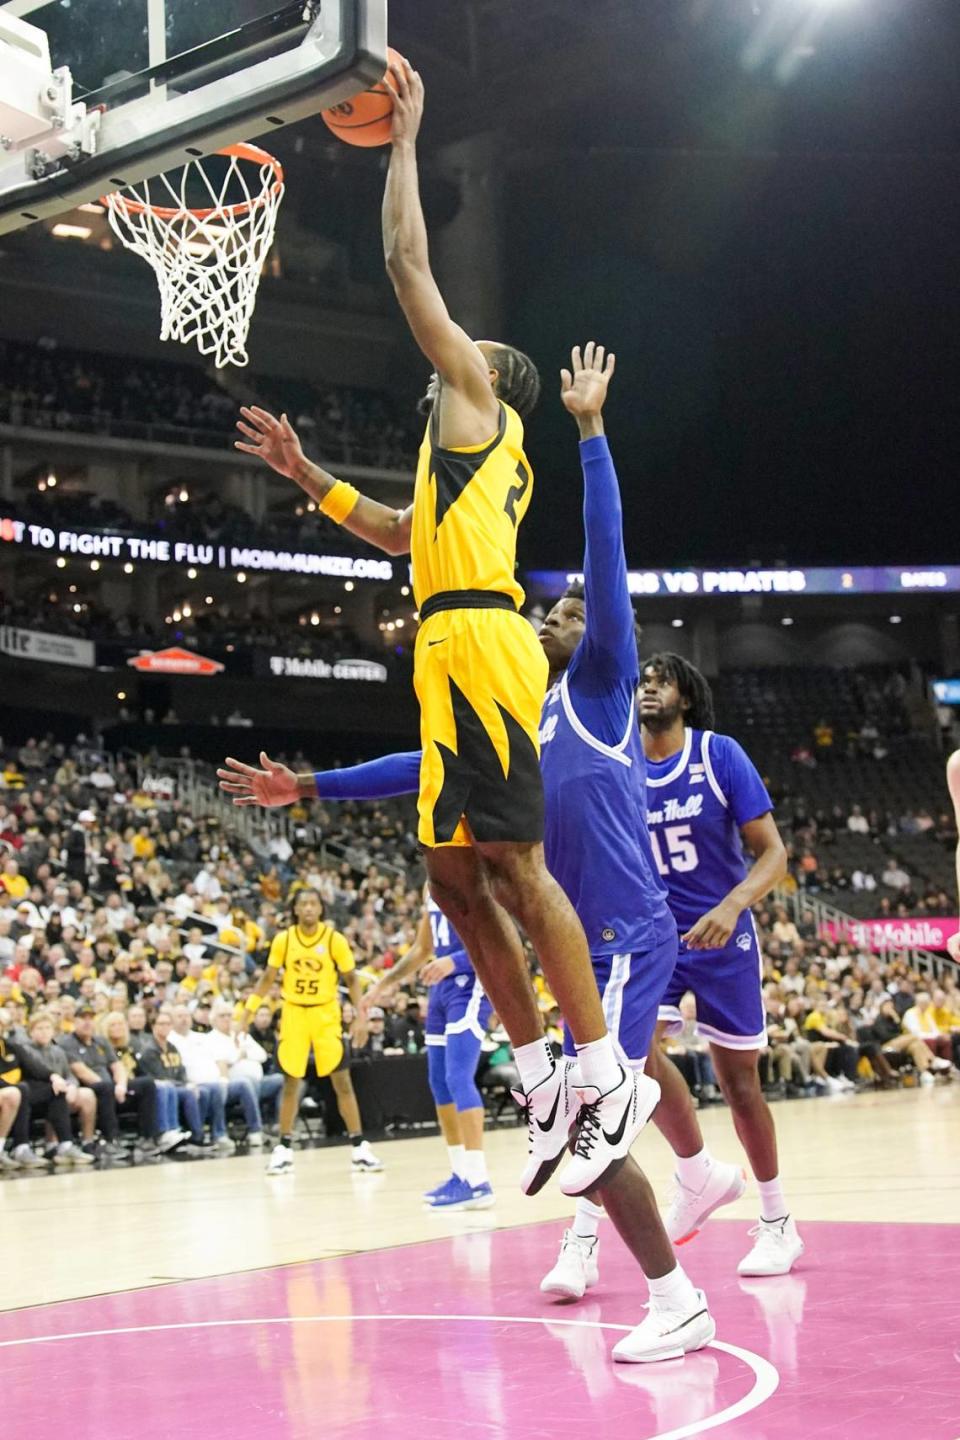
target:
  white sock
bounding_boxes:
[574,1034,621,1094]
[757,1176,788,1223]
[676,1145,714,1192]
[647,1262,699,1314]
[447,1144,466,1179]
[514,1037,555,1096]
[462,1150,488,1188]
[573,1196,604,1240]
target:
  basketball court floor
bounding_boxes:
[3,1086,957,1439]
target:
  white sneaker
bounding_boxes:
[11,1143,48,1168]
[540,1230,600,1300]
[156,1129,188,1154]
[612,1290,715,1363]
[54,1141,95,1167]
[930,1057,952,1073]
[919,1070,935,1086]
[559,1067,661,1198]
[514,1061,576,1196]
[351,1139,383,1171]
[664,1161,747,1245]
[266,1143,294,1175]
[247,1131,265,1149]
[737,1215,805,1276]
[213,1135,236,1155]
[825,1076,844,1093]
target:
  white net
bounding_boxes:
[104,144,285,369]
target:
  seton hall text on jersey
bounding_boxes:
[647,794,705,826]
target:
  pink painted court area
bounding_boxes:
[3,1220,957,1440]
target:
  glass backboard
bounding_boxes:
[0,0,387,232]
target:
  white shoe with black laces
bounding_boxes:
[540,1230,600,1300]
[513,1062,576,1196]
[612,1290,715,1363]
[559,1067,661,1197]
[737,1215,805,1276]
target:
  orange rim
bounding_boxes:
[102,142,284,222]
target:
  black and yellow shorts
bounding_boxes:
[413,590,548,848]
[278,999,347,1079]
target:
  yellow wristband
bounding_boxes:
[246,993,264,1014]
[319,480,360,525]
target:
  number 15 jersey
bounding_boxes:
[267,923,354,1006]
[645,729,773,931]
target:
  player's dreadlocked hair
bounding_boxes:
[562,581,644,655]
[642,651,715,731]
[487,344,542,418]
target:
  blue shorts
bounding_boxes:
[563,923,679,1068]
[425,972,492,1047]
[658,910,766,1050]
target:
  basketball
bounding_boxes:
[321,46,405,148]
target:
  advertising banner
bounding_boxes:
[525,565,960,600]
[127,647,225,676]
[0,625,94,668]
[0,515,394,583]
[819,916,958,952]
[263,655,389,683]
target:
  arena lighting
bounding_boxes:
[310,612,320,626]
[68,584,77,593]
[51,223,92,240]
[172,609,182,622]
[123,562,134,574]
[46,472,56,487]
[90,560,100,571]
[781,616,794,626]
[236,572,247,583]
[187,566,198,579]
[671,618,684,628]
[344,580,355,592]
[117,691,126,701]
[334,605,342,615]
[205,595,214,605]
[395,618,404,628]
[182,604,192,617]
[78,203,104,215]
[55,557,66,569]
[178,488,189,502]
[307,502,317,513]
[889,614,903,624]
[401,585,410,596]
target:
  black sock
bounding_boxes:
[280,1134,293,1150]
[349,1133,363,1147]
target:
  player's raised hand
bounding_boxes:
[560,342,616,435]
[235,406,306,480]
[385,55,424,145]
[217,752,299,808]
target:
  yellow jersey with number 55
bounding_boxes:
[267,923,354,1006]
[410,401,533,610]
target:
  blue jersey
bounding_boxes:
[426,896,474,977]
[539,437,672,956]
[645,728,773,931]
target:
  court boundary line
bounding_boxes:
[0,1312,779,1440]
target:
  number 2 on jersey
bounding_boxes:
[650,824,699,876]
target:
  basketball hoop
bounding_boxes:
[103,143,285,369]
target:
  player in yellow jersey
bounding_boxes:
[231,60,651,1198]
[242,889,382,1175]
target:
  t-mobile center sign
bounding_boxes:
[819,917,959,952]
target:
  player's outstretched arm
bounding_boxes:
[561,342,636,672]
[234,407,412,556]
[382,59,499,444]
[218,751,422,807]
[947,750,960,961]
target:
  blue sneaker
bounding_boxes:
[423,1173,459,1200]
[427,1177,496,1212]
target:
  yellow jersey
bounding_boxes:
[410,401,533,610]
[267,923,354,1007]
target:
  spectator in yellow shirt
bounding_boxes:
[0,858,28,900]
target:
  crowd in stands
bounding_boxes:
[0,339,418,469]
[1,725,957,1175]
